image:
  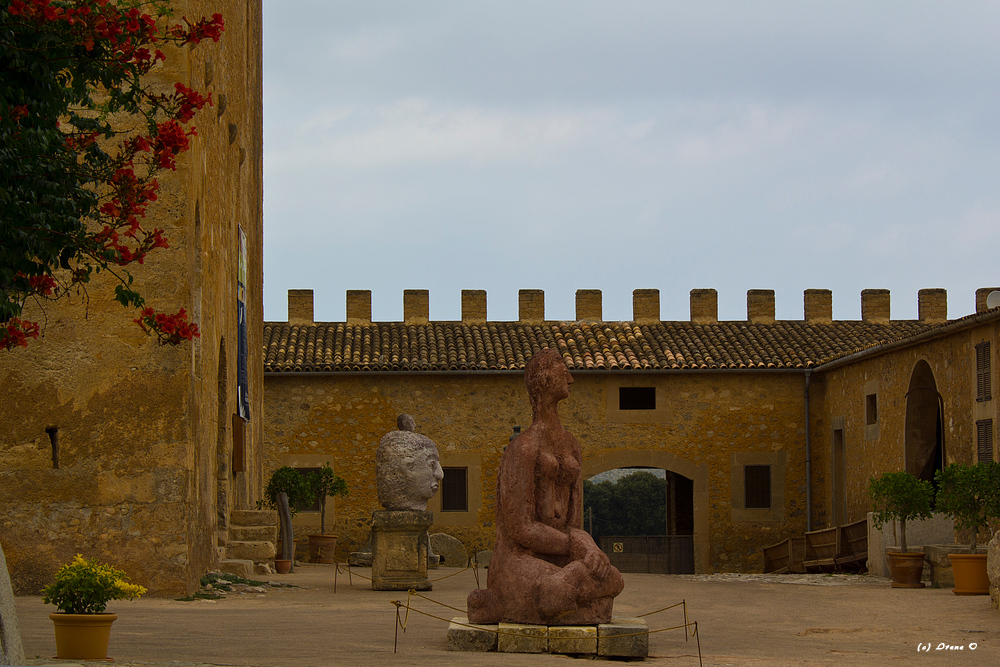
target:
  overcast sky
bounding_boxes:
[261,1,999,324]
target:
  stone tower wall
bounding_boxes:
[0,0,264,596]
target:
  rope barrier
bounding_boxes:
[390,586,703,665]
[331,558,481,588]
[321,555,701,664]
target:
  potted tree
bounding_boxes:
[933,461,1000,595]
[258,466,316,572]
[306,463,349,563]
[869,471,934,588]
[42,554,146,659]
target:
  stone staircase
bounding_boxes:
[219,509,278,577]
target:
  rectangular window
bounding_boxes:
[976,342,992,402]
[441,467,468,512]
[977,420,994,463]
[744,465,772,509]
[619,387,656,410]
[865,393,878,425]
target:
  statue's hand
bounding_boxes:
[570,529,612,580]
[582,545,612,581]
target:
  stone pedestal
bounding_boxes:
[446,616,648,657]
[371,510,433,591]
[598,617,649,657]
[351,523,439,569]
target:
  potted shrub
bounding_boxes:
[933,461,1000,595]
[306,463,349,563]
[42,554,146,659]
[258,466,316,572]
[869,471,934,588]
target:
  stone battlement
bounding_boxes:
[284,287,1000,326]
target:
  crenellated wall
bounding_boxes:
[284,286,957,325]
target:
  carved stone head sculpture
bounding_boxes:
[376,414,444,511]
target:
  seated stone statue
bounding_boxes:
[467,349,624,625]
[376,414,444,511]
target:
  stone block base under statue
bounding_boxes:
[371,510,433,591]
[446,616,648,657]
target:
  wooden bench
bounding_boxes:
[762,535,805,574]
[803,526,840,572]
[835,518,869,572]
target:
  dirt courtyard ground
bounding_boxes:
[14,564,999,666]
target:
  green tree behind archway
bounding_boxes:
[583,470,666,540]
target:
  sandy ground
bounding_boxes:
[14,564,999,666]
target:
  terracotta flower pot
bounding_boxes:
[308,534,338,563]
[948,553,989,595]
[274,559,292,574]
[887,552,926,588]
[50,613,117,659]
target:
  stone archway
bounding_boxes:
[583,450,709,573]
[905,360,944,484]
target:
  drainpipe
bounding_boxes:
[804,370,813,532]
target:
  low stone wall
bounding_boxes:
[866,512,954,577]
[924,544,987,589]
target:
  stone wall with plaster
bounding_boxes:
[813,315,999,540]
[263,369,812,574]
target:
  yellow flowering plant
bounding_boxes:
[42,554,147,614]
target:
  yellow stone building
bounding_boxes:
[0,0,264,596]
[263,287,1000,573]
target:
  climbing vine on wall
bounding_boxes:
[0,0,225,350]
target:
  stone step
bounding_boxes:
[230,509,277,527]
[218,559,254,579]
[226,540,275,561]
[230,524,277,543]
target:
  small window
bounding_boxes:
[619,387,656,410]
[976,342,992,402]
[441,467,468,512]
[294,468,321,512]
[744,465,772,509]
[977,420,994,463]
[865,393,878,425]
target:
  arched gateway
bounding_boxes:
[583,449,709,573]
[905,360,945,484]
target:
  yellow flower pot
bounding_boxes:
[50,613,117,659]
[948,553,989,595]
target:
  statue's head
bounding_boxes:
[525,348,572,414]
[376,416,444,511]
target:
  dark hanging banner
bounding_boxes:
[236,226,250,421]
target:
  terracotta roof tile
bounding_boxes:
[263,319,941,373]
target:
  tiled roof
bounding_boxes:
[263,319,940,373]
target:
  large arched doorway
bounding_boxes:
[905,360,945,484]
[583,450,709,573]
[584,466,694,573]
